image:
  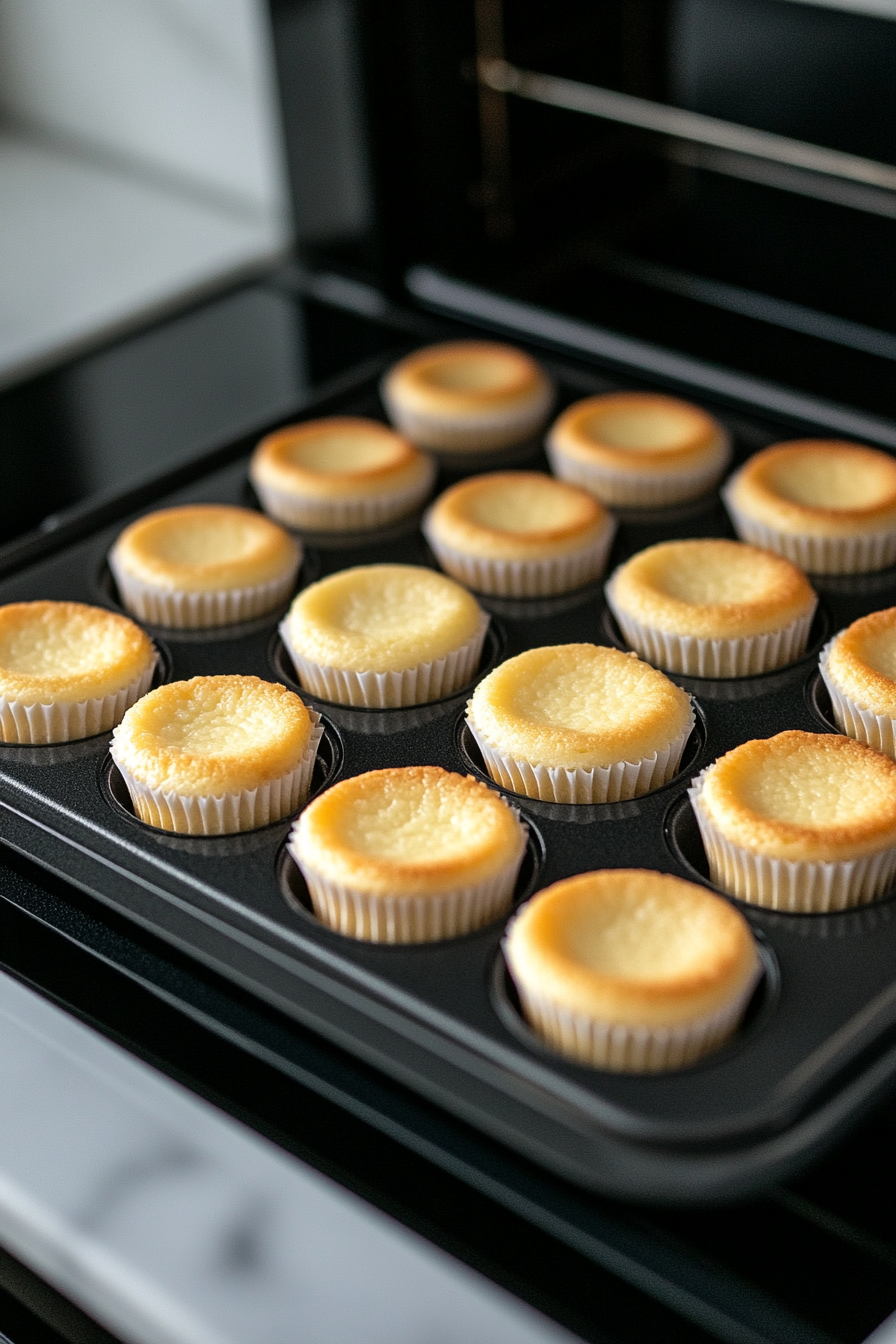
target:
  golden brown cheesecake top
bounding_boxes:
[698,730,896,862]
[113,674,312,796]
[112,504,299,593]
[549,392,728,474]
[727,441,896,538]
[505,869,758,1026]
[285,564,484,673]
[826,608,896,719]
[0,601,154,705]
[608,538,816,639]
[384,341,550,417]
[250,417,431,501]
[468,644,693,770]
[425,472,608,561]
[292,765,525,897]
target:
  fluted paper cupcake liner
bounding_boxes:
[0,658,157,746]
[290,831,525,943]
[605,577,816,679]
[253,461,436,532]
[819,638,896,758]
[382,380,554,455]
[279,612,489,709]
[722,481,896,575]
[689,770,896,911]
[422,514,616,598]
[109,550,301,630]
[505,936,760,1072]
[110,711,323,835]
[547,438,731,508]
[467,704,694,804]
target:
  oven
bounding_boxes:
[271,0,895,419]
[0,4,895,1342]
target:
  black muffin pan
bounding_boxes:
[3,353,896,1204]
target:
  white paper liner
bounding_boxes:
[722,480,896,575]
[110,710,323,835]
[689,769,896,911]
[109,548,301,629]
[252,460,436,531]
[466,702,694,804]
[381,379,554,454]
[289,827,526,943]
[605,576,816,678]
[819,637,896,758]
[0,657,157,745]
[279,611,489,708]
[422,514,616,598]
[506,952,760,1071]
[547,437,731,507]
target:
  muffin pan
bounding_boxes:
[3,356,896,1201]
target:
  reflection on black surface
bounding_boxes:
[0,285,398,549]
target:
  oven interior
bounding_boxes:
[272,0,896,418]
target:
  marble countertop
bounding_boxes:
[0,967,577,1344]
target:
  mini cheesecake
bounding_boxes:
[606,538,817,677]
[281,563,487,707]
[382,341,553,455]
[423,471,614,597]
[467,643,693,803]
[547,391,730,507]
[111,674,320,834]
[724,440,896,574]
[250,416,435,531]
[0,600,156,743]
[822,608,896,756]
[110,504,301,629]
[505,869,760,1070]
[691,730,896,911]
[289,765,526,942]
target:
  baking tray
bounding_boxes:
[3,350,896,1204]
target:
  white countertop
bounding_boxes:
[0,967,577,1344]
